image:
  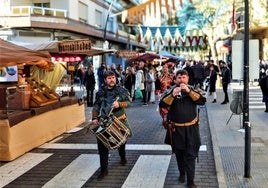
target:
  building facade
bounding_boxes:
[0,0,146,66]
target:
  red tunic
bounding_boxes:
[156,73,174,95]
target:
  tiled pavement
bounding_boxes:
[0,100,218,188]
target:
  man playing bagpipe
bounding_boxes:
[159,69,206,188]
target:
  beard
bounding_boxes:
[107,81,116,88]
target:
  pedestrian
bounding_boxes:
[77,63,85,90]
[97,62,106,89]
[83,64,96,107]
[111,63,121,84]
[259,70,268,112]
[134,61,147,105]
[156,63,175,120]
[259,59,267,83]
[91,70,132,180]
[145,66,156,104]
[124,66,135,99]
[205,65,218,103]
[159,69,206,188]
[192,60,205,90]
[219,60,231,104]
[183,60,195,86]
[155,63,175,96]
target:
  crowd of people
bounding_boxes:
[76,58,233,108]
[75,58,267,188]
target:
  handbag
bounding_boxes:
[135,89,143,99]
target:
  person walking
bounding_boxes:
[91,70,132,180]
[219,60,231,104]
[97,62,106,89]
[155,63,175,96]
[205,65,218,103]
[260,70,268,112]
[77,63,85,90]
[124,66,135,99]
[159,69,206,188]
[145,66,156,104]
[111,63,121,84]
[83,64,96,107]
[192,60,205,90]
[183,60,195,86]
[134,61,147,105]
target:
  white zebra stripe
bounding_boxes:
[42,154,99,188]
[122,155,171,188]
[39,143,207,151]
[0,153,52,187]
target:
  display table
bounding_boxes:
[0,102,85,161]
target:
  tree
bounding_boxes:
[178,0,241,64]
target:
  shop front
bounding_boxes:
[0,39,86,161]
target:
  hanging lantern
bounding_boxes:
[51,57,56,62]
[64,57,70,62]
[57,57,63,62]
[75,56,81,61]
[69,57,75,62]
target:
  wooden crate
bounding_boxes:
[6,85,31,110]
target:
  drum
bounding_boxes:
[92,115,130,150]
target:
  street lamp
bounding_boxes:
[243,0,251,178]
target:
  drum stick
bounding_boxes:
[108,97,119,116]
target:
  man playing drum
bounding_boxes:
[91,70,132,180]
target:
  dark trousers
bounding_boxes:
[194,78,204,89]
[222,83,229,102]
[146,91,151,103]
[173,148,198,182]
[97,139,126,173]
[86,89,94,106]
[141,89,147,104]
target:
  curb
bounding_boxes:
[206,104,227,188]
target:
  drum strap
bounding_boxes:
[117,113,127,120]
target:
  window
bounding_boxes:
[106,17,114,32]
[95,10,102,28]
[33,3,50,8]
[79,2,88,23]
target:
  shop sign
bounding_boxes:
[58,39,91,54]
[116,50,138,58]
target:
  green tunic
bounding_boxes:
[92,85,133,136]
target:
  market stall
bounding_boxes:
[0,39,85,161]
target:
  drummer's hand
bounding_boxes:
[112,101,120,109]
[92,119,99,125]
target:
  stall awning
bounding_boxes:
[16,39,116,60]
[0,39,52,70]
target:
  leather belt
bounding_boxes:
[117,113,127,120]
[171,118,198,127]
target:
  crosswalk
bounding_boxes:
[0,153,53,187]
[0,143,207,188]
[249,89,265,109]
[231,86,265,110]
[43,154,100,188]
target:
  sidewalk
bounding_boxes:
[207,83,268,187]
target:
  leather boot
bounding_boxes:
[97,170,108,180]
[187,180,197,188]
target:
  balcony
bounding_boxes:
[10,6,67,17]
[0,6,145,49]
